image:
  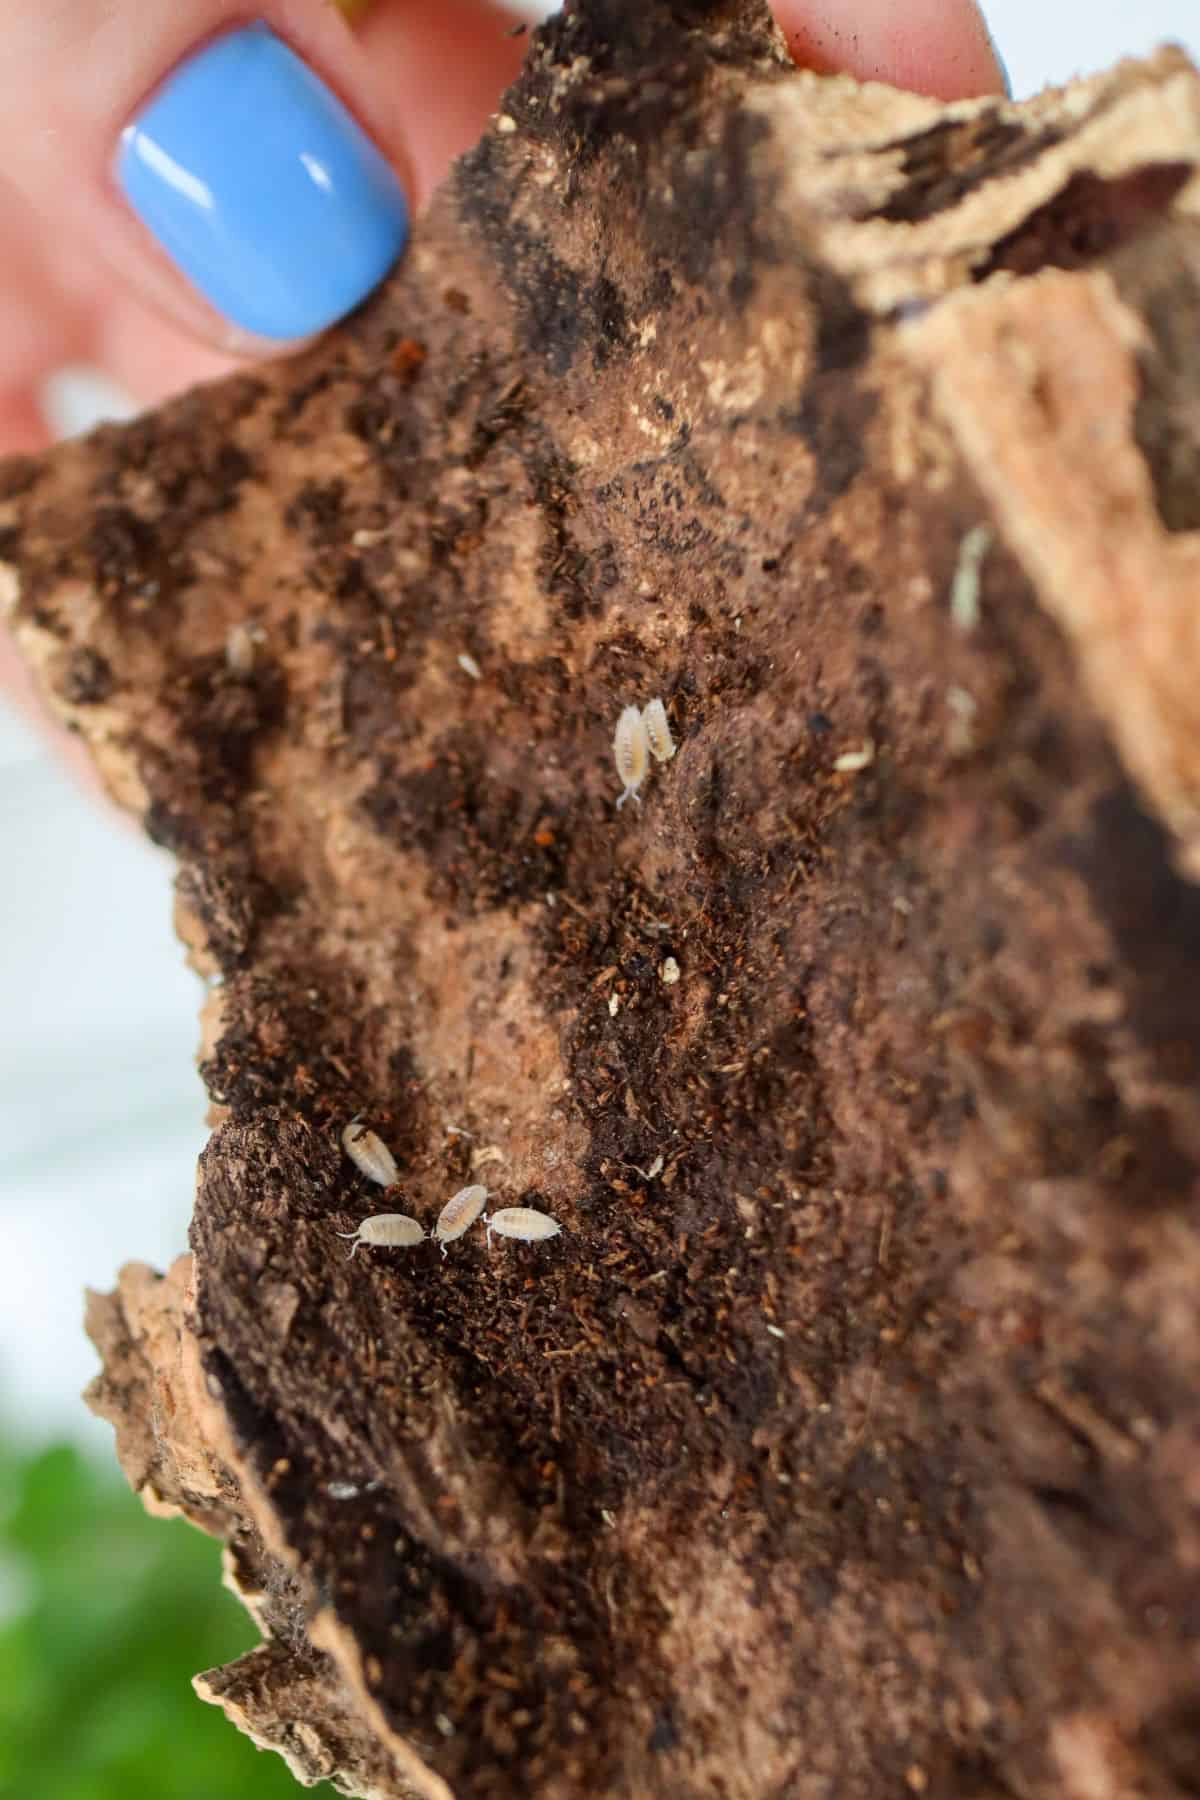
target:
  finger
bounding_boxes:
[0,390,54,457]
[93,304,240,412]
[0,1,524,356]
[354,0,529,201]
[772,0,1009,101]
[0,176,92,401]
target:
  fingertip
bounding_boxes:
[353,0,529,203]
[772,0,1010,102]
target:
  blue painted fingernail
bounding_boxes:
[117,23,409,341]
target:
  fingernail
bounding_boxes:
[116,23,408,341]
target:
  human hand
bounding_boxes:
[0,0,1006,459]
[0,0,1006,742]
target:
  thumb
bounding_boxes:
[0,0,524,351]
[772,0,1010,101]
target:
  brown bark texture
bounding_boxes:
[5,2,1200,1795]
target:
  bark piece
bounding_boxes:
[84,1257,230,1532]
[5,3,1200,1795]
[194,1642,416,1798]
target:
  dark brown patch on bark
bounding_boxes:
[977,162,1193,279]
[871,116,1065,225]
[59,645,114,705]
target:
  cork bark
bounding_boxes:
[6,3,1200,1795]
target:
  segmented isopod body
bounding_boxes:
[613,704,650,810]
[342,1118,399,1187]
[485,1206,562,1245]
[435,1184,488,1255]
[642,696,676,763]
[336,1213,425,1258]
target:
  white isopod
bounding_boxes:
[336,1213,425,1258]
[484,1206,562,1245]
[435,1184,489,1255]
[641,696,676,763]
[225,622,263,677]
[613,704,650,810]
[342,1118,399,1187]
[833,740,875,774]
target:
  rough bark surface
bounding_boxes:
[5,3,1200,1795]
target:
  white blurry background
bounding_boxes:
[2,0,1199,1448]
[980,0,1198,95]
[0,699,204,1445]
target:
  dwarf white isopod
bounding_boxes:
[484,1206,562,1245]
[833,740,875,774]
[336,1213,425,1258]
[225,622,264,677]
[642,696,676,763]
[342,1118,399,1187]
[613,704,650,811]
[435,1184,489,1255]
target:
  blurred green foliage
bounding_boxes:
[0,1437,308,1800]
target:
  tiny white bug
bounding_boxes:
[613,704,650,810]
[642,696,676,763]
[951,524,992,634]
[457,652,482,681]
[484,1206,562,1245]
[435,1184,489,1255]
[225,623,260,677]
[342,1118,399,1188]
[336,1213,425,1258]
[833,740,875,773]
[946,685,977,756]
